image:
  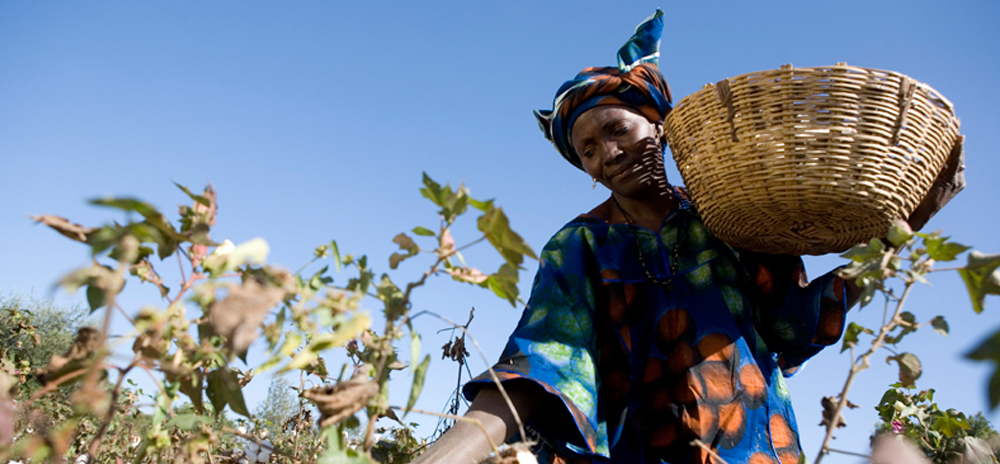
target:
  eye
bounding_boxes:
[613,123,630,136]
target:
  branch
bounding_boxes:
[88,360,137,457]
[390,405,500,456]
[407,309,527,442]
[815,281,915,464]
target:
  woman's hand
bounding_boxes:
[411,383,542,464]
[906,135,967,232]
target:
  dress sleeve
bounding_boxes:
[462,224,607,458]
[738,251,849,377]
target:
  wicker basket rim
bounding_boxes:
[693,63,956,112]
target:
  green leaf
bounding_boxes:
[410,330,421,373]
[419,172,446,207]
[205,368,250,417]
[965,327,1000,408]
[933,414,971,438]
[886,352,922,388]
[468,197,494,212]
[841,322,874,353]
[166,414,211,431]
[281,314,370,373]
[90,197,180,255]
[959,251,1000,314]
[485,263,520,307]
[840,241,885,264]
[922,234,971,262]
[886,220,913,247]
[86,285,107,313]
[412,226,435,237]
[260,333,303,372]
[330,240,342,272]
[173,182,210,207]
[389,234,419,270]
[930,316,949,336]
[477,207,538,267]
[377,274,407,322]
[404,354,430,417]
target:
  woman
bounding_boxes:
[414,10,963,464]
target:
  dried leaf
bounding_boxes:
[930,316,949,336]
[206,368,250,417]
[301,374,379,428]
[819,396,849,429]
[34,327,102,385]
[887,353,923,388]
[30,215,97,242]
[208,279,285,357]
[445,267,488,284]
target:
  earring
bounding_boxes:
[592,178,598,189]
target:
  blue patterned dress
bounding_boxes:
[464,202,847,464]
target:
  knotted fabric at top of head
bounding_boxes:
[534,10,673,171]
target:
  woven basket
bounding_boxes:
[664,63,960,255]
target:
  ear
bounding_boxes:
[534,110,554,141]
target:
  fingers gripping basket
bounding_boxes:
[664,63,960,255]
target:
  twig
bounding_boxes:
[21,367,89,408]
[927,266,965,273]
[815,281,915,464]
[408,309,527,443]
[389,405,500,456]
[221,426,299,460]
[177,251,187,287]
[88,360,137,457]
[134,361,170,403]
[363,255,450,451]
[826,447,871,459]
[690,439,730,464]
[112,301,136,326]
[455,236,487,253]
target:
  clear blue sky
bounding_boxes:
[1,2,998,462]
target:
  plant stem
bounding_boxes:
[88,360,136,458]
[815,281,914,464]
[390,405,501,456]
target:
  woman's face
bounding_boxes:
[570,105,667,200]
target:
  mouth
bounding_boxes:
[607,164,639,180]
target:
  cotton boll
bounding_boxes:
[256,439,273,462]
[515,450,538,464]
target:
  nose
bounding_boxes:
[599,139,625,165]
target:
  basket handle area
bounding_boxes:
[714,79,739,142]
[890,77,917,146]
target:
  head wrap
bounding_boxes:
[534,10,673,171]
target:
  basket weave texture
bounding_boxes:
[665,63,960,255]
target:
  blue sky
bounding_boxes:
[1,2,998,462]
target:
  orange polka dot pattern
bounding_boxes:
[463,206,848,463]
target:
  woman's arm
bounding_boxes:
[412,384,543,464]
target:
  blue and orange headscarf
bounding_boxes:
[534,10,673,171]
